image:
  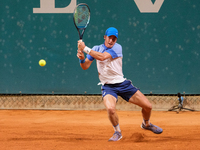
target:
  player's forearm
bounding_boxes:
[82,47,107,61]
[79,58,91,70]
[89,50,105,61]
[79,42,106,61]
[79,43,110,61]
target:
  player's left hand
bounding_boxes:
[78,40,86,51]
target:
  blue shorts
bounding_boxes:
[101,80,139,102]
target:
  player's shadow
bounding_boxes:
[121,132,200,143]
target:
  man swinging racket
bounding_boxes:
[77,27,163,141]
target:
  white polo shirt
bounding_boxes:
[87,43,126,85]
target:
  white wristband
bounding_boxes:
[83,46,91,54]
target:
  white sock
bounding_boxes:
[143,119,150,126]
[113,124,121,132]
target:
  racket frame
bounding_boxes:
[73,3,90,40]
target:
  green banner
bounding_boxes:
[0,0,199,94]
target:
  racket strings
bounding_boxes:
[74,5,90,28]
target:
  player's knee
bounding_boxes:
[142,103,152,113]
[145,103,152,112]
[107,107,116,115]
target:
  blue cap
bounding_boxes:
[105,27,118,38]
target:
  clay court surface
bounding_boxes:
[0,110,199,150]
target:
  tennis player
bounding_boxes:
[77,27,163,141]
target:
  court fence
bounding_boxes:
[0,94,199,111]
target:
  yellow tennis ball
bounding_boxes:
[39,59,46,67]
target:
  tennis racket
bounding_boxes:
[73,3,90,41]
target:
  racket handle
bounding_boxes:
[79,39,83,42]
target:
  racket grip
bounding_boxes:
[79,39,83,42]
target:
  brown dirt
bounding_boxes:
[0,110,199,150]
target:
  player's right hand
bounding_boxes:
[77,49,85,60]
